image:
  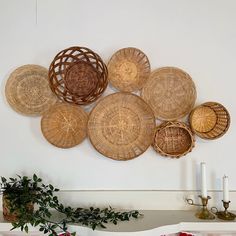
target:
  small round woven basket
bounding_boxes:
[3,193,34,222]
[5,65,57,116]
[141,67,197,120]
[153,121,195,158]
[49,46,108,105]
[41,103,88,148]
[88,92,156,160]
[107,47,151,92]
[189,102,230,139]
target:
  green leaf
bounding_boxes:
[33,174,38,182]
[24,225,29,233]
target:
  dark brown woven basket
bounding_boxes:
[49,46,108,105]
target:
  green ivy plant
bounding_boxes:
[0,174,141,236]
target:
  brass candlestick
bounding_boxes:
[186,195,215,220]
[212,200,236,221]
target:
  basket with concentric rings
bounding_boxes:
[49,46,108,105]
[153,121,195,158]
[189,102,230,139]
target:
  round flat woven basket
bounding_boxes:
[153,121,195,158]
[87,92,156,160]
[107,47,150,92]
[49,46,108,105]
[189,102,230,139]
[5,65,57,116]
[41,103,88,148]
[141,67,197,120]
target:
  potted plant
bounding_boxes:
[1,174,141,236]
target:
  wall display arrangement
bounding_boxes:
[48,46,108,105]
[107,47,151,92]
[87,92,155,160]
[189,102,230,140]
[5,65,57,116]
[153,121,195,158]
[41,103,88,148]
[4,46,231,160]
[141,67,197,120]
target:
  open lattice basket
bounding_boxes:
[49,46,108,105]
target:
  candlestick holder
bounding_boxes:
[211,200,236,221]
[186,195,215,220]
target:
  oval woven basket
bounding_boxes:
[87,92,156,160]
[41,103,88,148]
[141,67,197,120]
[153,121,195,158]
[5,65,57,116]
[189,102,230,139]
[107,47,151,92]
[49,46,108,105]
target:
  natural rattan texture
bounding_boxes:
[5,65,57,116]
[41,103,88,148]
[189,102,230,139]
[49,46,108,105]
[141,67,197,120]
[153,121,195,158]
[87,92,156,160]
[107,47,151,92]
[3,193,34,222]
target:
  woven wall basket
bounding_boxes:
[107,47,151,92]
[5,65,57,116]
[141,67,197,120]
[87,92,156,160]
[153,121,195,158]
[49,46,108,105]
[189,102,230,139]
[41,103,88,148]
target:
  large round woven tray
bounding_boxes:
[107,47,151,92]
[141,67,197,120]
[41,103,88,148]
[5,65,57,116]
[87,92,156,160]
[189,102,230,139]
[153,121,195,158]
[49,46,108,105]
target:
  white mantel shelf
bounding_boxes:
[1,211,236,235]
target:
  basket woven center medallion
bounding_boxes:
[65,61,98,96]
[102,108,140,145]
[118,61,138,81]
[88,92,155,161]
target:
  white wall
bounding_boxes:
[0,0,236,198]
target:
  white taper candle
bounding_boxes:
[223,175,229,202]
[201,162,207,198]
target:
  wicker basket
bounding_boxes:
[3,193,34,222]
[5,65,57,116]
[141,67,197,120]
[107,47,150,92]
[88,92,156,160]
[153,121,195,158]
[41,103,88,148]
[189,102,230,139]
[49,46,108,105]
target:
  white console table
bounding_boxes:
[1,211,236,236]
